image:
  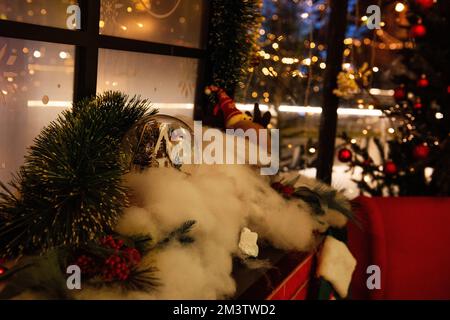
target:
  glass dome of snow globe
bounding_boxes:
[121,114,194,172]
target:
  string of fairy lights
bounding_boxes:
[243,0,415,112]
[241,0,444,171]
[336,0,447,189]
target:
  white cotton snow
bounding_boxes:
[72,163,349,300]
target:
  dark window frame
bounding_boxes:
[0,0,342,183]
[0,0,210,115]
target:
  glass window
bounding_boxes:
[97,48,198,117]
[332,113,388,199]
[235,0,330,174]
[99,0,206,48]
[0,37,74,183]
[0,0,80,29]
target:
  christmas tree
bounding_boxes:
[342,0,449,196]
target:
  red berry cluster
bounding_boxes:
[75,255,98,277]
[271,182,295,198]
[74,236,142,283]
[103,255,130,281]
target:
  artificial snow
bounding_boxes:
[316,236,357,298]
[238,227,259,258]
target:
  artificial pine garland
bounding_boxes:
[0,92,156,259]
[208,0,263,96]
[0,222,197,299]
[271,176,355,222]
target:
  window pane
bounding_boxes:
[97,48,198,117]
[235,0,331,174]
[0,37,74,183]
[0,0,80,29]
[332,114,388,199]
[99,0,206,48]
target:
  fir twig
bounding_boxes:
[157,220,197,248]
[0,91,156,259]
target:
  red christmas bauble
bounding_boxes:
[414,97,423,109]
[411,24,427,38]
[416,0,434,9]
[447,85,450,94]
[338,148,353,163]
[417,75,429,88]
[0,260,6,276]
[384,161,398,175]
[394,86,406,100]
[413,144,430,160]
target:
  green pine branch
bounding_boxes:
[0,91,156,259]
[209,0,263,95]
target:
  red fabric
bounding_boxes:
[267,254,314,300]
[348,197,450,300]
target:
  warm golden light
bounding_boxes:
[395,2,406,12]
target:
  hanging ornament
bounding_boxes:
[417,74,429,88]
[413,144,430,160]
[338,148,353,163]
[415,0,435,9]
[411,22,427,38]
[394,85,406,100]
[0,259,6,276]
[333,63,372,99]
[447,85,450,94]
[414,97,423,109]
[384,161,398,175]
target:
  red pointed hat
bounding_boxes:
[208,86,243,124]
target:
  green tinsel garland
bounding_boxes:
[0,91,156,259]
[208,0,263,96]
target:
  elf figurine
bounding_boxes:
[206,85,269,131]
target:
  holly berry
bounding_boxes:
[282,186,295,197]
[103,255,130,282]
[100,236,124,251]
[123,248,142,266]
[75,254,97,276]
[411,23,427,38]
[338,148,353,163]
[384,161,398,175]
[413,144,430,160]
[72,235,144,283]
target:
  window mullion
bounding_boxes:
[73,0,101,101]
